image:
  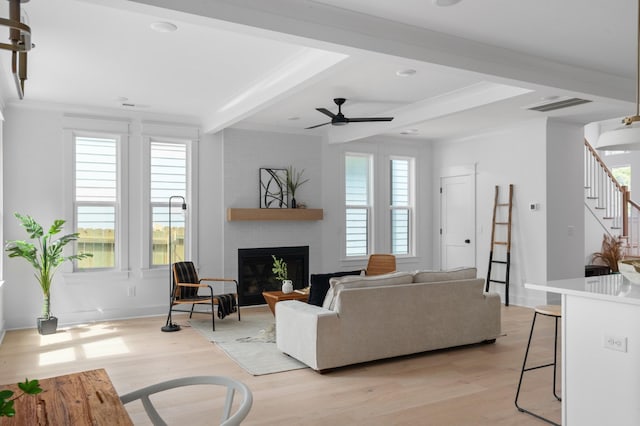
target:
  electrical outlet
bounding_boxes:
[604,334,627,352]
[127,286,136,297]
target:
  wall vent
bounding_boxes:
[526,97,592,112]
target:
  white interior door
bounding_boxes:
[441,173,475,270]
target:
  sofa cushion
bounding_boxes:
[322,271,414,310]
[308,270,363,306]
[413,267,477,283]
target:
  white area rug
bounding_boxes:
[189,310,307,376]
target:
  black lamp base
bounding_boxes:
[161,323,181,332]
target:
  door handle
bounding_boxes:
[464,239,471,244]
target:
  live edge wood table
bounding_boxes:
[262,290,309,315]
[0,368,133,425]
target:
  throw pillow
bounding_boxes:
[413,267,477,283]
[308,270,362,306]
[323,271,414,310]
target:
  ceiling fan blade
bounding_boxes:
[316,108,336,118]
[347,117,394,122]
[305,122,331,129]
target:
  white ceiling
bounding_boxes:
[0,0,635,142]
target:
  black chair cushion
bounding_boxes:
[308,270,363,306]
[173,261,200,299]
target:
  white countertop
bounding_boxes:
[525,273,640,306]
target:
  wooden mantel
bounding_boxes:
[227,208,323,221]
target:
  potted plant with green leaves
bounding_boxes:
[272,255,293,293]
[5,213,92,335]
[286,166,309,209]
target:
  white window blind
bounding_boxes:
[150,141,187,266]
[345,154,371,257]
[390,158,413,255]
[74,136,118,269]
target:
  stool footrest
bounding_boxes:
[523,362,556,372]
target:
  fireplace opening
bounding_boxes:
[238,246,309,306]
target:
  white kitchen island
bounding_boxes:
[526,274,640,426]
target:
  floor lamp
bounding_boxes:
[162,195,187,332]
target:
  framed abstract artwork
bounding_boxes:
[259,168,288,208]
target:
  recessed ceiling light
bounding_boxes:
[150,22,178,33]
[400,129,419,135]
[396,69,417,77]
[432,0,462,6]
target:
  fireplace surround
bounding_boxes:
[237,246,309,306]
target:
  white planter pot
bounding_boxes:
[282,280,294,294]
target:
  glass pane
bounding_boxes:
[151,142,187,202]
[346,208,368,257]
[152,205,186,266]
[391,159,410,206]
[151,141,187,266]
[391,209,409,255]
[612,165,631,190]
[75,137,117,202]
[345,155,369,206]
[76,205,116,269]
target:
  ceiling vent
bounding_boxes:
[525,97,592,112]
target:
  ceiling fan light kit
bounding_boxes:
[306,97,394,129]
[598,0,640,150]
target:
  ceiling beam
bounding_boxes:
[121,0,632,106]
[327,82,533,143]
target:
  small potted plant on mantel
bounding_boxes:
[286,166,309,209]
[5,213,92,335]
[272,255,293,293]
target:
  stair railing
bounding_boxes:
[584,140,626,231]
[584,139,640,257]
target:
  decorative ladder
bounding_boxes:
[485,184,514,306]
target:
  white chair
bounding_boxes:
[120,376,253,426]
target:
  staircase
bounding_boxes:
[584,140,640,257]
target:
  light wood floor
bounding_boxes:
[0,305,561,425]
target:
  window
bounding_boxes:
[150,141,188,266]
[612,165,631,190]
[390,157,413,255]
[345,154,371,257]
[74,135,118,269]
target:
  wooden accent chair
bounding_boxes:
[171,261,240,331]
[365,254,396,276]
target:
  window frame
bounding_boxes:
[66,124,129,275]
[389,155,415,257]
[149,139,190,268]
[344,152,373,258]
[141,132,198,273]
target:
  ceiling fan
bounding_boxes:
[306,98,394,129]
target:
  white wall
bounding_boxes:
[432,119,549,307]
[3,103,586,328]
[2,106,206,330]
[320,136,433,274]
[546,120,585,303]
[222,128,326,278]
[433,118,586,307]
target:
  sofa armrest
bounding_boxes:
[276,300,340,370]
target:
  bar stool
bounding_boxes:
[515,304,561,426]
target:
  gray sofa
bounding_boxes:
[275,268,501,371]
